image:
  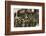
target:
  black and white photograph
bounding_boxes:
[14,9,39,27]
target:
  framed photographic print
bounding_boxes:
[5,1,45,35]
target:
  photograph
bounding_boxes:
[14,9,39,27]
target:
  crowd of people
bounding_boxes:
[14,9,39,27]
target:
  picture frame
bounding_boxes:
[5,1,45,35]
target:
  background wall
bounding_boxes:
[0,0,46,36]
